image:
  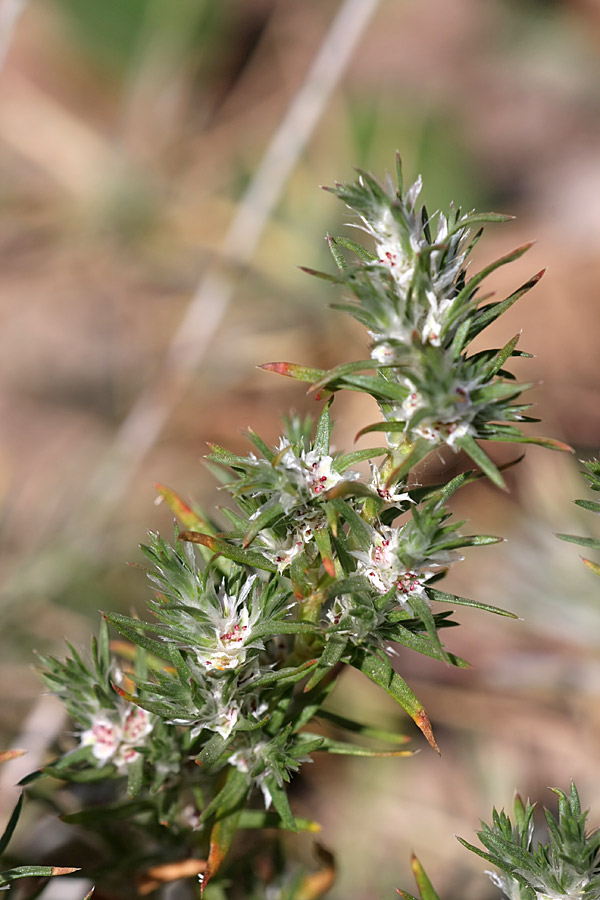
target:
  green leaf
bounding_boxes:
[262,775,297,833]
[327,234,351,271]
[556,533,600,550]
[329,498,373,551]
[0,866,80,886]
[259,362,325,383]
[177,532,277,572]
[331,235,377,261]
[0,794,23,857]
[102,613,173,660]
[237,809,321,832]
[154,483,215,533]
[299,265,345,285]
[252,621,319,639]
[314,400,333,455]
[60,799,152,825]
[332,447,387,473]
[313,525,336,577]
[384,621,469,667]
[199,766,249,827]
[427,587,517,618]
[308,734,413,757]
[317,709,410,744]
[582,557,600,576]
[454,243,533,307]
[574,498,600,514]
[241,504,287,549]
[303,637,348,692]
[468,269,545,340]
[352,649,439,752]
[126,754,144,799]
[197,734,229,770]
[456,434,506,489]
[203,807,243,895]
[410,855,442,900]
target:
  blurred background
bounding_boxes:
[1,0,600,897]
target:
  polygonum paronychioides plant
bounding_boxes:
[32,156,572,899]
[401,783,600,900]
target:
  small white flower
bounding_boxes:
[80,716,120,764]
[325,594,355,627]
[414,418,471,448]
[198,578,260,672]
[279,445,346,496]
[81,704,153,770]
[352,524,430,605]
[259,529,306,572]
[369,465,413,505]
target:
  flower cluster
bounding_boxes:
[81,704,153,770]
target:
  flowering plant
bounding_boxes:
[26,157,571,898]
[401,783,600,900]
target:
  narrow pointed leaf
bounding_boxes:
[154,484,214,533]
[178,532,277,572]
[0,867,80,885]
[259,362,325,383]
[556,533,600,550]
[574,498,600,513]
[241,504,286,548]
[352,649,439,752]
[314,401,333,455]
[457,434,506,489]
[0,794,23,857]
[332,447,387,473]
[237,810,321,832]
[263,775,297,833]
[309,735,413,757]
[314,526,336,577]
[469,270,545,339]
[203,808,242,895]
[304,638,347,692]
[317,710,410,744]
[582,557,600,576]
[299,265,345,284]
[427,587,516,617]
[410,855,442,900]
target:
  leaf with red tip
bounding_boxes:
[582,557,600,576]
[111,682,137,704]
[313,526,336,577]
[259,362,325,383]
[352,649,439,752]
[410,855,442,900]
[178,532,277,573]
[299,265,345,284]
[154,484,214,534]
[201,770,248,894]
[0,866,80,886]
[455,242,534,307]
